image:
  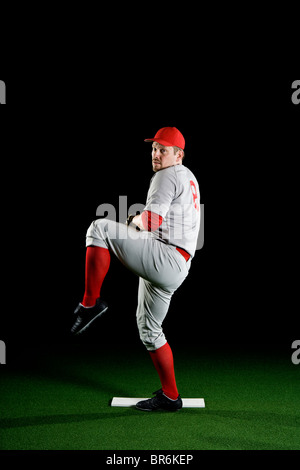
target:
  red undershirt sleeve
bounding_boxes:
[141,210,163,232]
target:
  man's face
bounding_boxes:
[152,142,182,172]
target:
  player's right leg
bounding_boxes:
[71,297,109,335]
[71,243,111,335]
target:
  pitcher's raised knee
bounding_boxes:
[86,219,112,248]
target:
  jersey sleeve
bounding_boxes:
[144,168,178,219]
[141,210,163,231]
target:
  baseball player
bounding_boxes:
[71,127,201,411]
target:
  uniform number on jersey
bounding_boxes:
[190,180,200,211]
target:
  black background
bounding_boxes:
[0,54,298,361]
[0,15,299,462]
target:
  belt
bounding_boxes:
[176,247,191,261]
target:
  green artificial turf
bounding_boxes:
[0,344,299,450]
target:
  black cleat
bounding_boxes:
[71,298,108,335]
[136,389,183,412]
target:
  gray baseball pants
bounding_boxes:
[86,219,191,351]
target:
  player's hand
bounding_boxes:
[126,214,136,226]
[126,214,141,231]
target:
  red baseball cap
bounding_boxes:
[144,127,185,150]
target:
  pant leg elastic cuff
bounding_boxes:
[86,237,107,248]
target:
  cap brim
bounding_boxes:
[144,138,174,147]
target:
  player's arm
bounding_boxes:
[129,169,176,231]
[130,211,163,232]
[131,213,145,230]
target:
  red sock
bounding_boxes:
[149,342,179,400]
[82,246,111,307]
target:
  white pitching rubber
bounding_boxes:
[111,397,205,408]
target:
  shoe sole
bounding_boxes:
[135,405,154,412]
[135,404,181,412]
[74,307,108,335]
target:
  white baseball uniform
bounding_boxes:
[86,164,200,351]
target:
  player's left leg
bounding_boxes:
[71,218,157,335]
[135,279,183,411]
